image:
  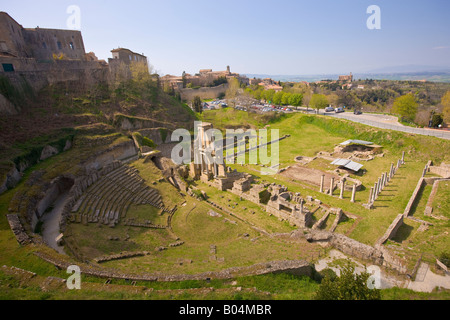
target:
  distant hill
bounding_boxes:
[244,65,450,83]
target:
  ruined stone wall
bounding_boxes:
[403,177,425,217]
[429,164,450,178]
[301,229,384,266]
[376,214,404,246]
[81,140,138,172]
[34,251,312,282]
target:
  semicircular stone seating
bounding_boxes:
[70,164,164,227]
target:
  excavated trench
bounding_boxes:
[36,176,74,254]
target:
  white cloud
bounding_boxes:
[433,46,450,50]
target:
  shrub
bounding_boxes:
[314,261,381,300]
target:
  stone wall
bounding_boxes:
[0,137,74,196]
[403,177,425,217]
[138,128,173,145]
[299,229,384,265]
[81,139,137,172]
[34,251,311,282]
[114,115,176,131]
[179,84,228,101]
[376,214,404,246]
[1,59,109,94]
[429,163,450,178]
[425,179,449,216]
[6,214,31,245]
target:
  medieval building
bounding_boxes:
[0,12,147,92]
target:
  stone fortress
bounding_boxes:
[0,12,147,95]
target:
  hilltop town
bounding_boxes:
[0,11,449,303]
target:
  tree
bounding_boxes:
[182,71,187,88]
[225,77,240,106]
[310,94,329,113]
[431,113,443,128]
[315,261,381,300]
[281,92,292,105]
[392,93,418,123]
[442,91,450,126]
[193,96,202,114]
[289,93,303,108]
[263,89,275,103]
[272,91,284,106]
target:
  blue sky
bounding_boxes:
[2,0,450,76]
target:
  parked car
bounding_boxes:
[354,110,362,115]
[325,106,334,112]
[335,107,344,113]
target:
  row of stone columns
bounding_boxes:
[319,175,357,203]
[367,152,406,206]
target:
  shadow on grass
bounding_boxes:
[392,223,414,243]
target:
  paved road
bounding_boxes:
[296,108,450,140]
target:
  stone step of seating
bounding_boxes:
[120,177,139,193]
[147,193,161,204]
[140,189,154,204]
[114,171,137,188]
[123,175,145,193]
[71,195,86,213]
[132,187,149,201]
[109,186,131,215]
[77,192,96,215]
[97,183,127,219]
[104,165,127,180]
[95,177,127,212]
[118,190,138,218]
[88,194,105,216]
[101,194,121,220]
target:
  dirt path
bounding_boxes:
[41,193,69,255]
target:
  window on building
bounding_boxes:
[57,41,62,50]
[2,63,15,72]
[129,55,132,61]
[69,42,75,50]
[42,42,47,49]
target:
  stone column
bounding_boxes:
[402,151,405,164]
[377,177,382,194]
[320,175,325,193]
[300,199,304,214]
[329,177,334,196]
[369,187,374,203]
[339,179,345,199]
[351,184,356,203]
[390,163,394,178]
[373,182,378,201]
